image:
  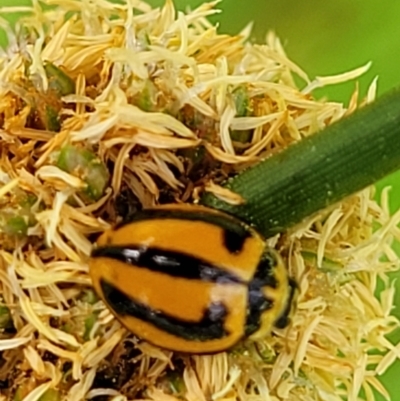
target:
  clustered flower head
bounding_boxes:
[0,1,398,400]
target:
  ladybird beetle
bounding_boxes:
[89,204,293,354]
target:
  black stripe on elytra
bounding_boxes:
[115,208,252,254]
[244,251,278,336]
[100,279,229,341]
[92,245,244,284]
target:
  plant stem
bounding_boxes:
[201,87,400,238]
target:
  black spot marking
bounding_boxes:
[245,284,274,336]
[274,278,297,329]
[223,228,248,253]
[245,250,279,336]
[92,245,243,284]
[101,279,229,341]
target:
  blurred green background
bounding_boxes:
[3,0,400,399]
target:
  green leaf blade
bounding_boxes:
[201,87,400,237]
